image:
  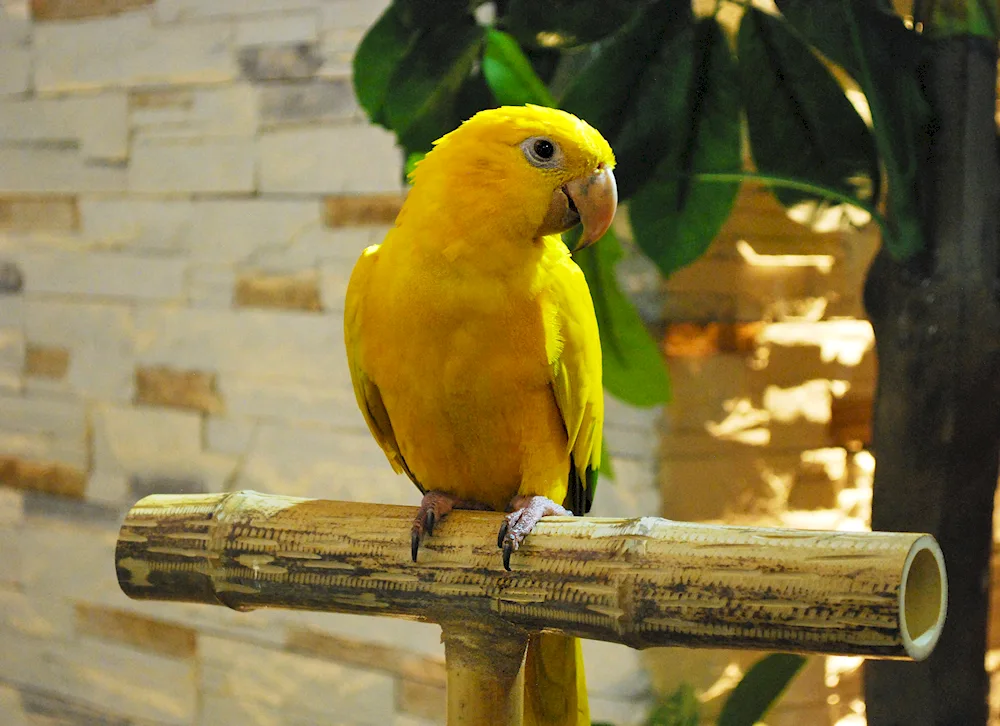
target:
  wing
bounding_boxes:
[543,243,604,515]
[344,245,421,490]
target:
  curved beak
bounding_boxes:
[565,164,617,252]
[536,164,618,252]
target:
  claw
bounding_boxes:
[502,538,515,571]
[496,494,571,570]
[410,490,491,563]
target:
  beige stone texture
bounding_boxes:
[30,0,153,21]
[134,365,224,414]
[0,195,78,232]
[234,270,323,312]
[75,602,198,659]
[323,193,405,227]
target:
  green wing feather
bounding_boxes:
[545,245,604,515]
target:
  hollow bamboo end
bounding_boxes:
[899,535,948,661]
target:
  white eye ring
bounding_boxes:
[521,136,562,169]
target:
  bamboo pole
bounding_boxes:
[115,490,947,662]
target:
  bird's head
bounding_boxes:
[407,105,617,253]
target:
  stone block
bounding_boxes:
[0,147,126,193]
[588,696,647,726]
[219,374,364,429]
[319,257,352,313]
[92,403,236,495]
[34,12,236,92]
[77,92,129,161]
[0,486,23,527]
[131,84,257,139]
[23,299,134,400]
[85,470,129,503]
[205,416,255,456]
[582,640,649,699]
[829,393,872,450]
[0,393,85,441]
[259,77,359,127]
[0,195,78,232]
[238,422,412,502]
[134,365,223,414]
[234,270,323,312]
[0,48,30,96]
[398,679,445,723]
[75,602,197,659]
[185,198,320,265]
[316,27,363,77]
[79,198,192,253]
[0,627,196,724]
[259,125,402,194]
[23,344,69,379]
[134,306,348,384]
[0,684,28,726]
[319,0,391,31]
[199,635,396,726]
[0,13,30,46]
[238,42,324,80]
[0,326,25,390]
[252,226,381,273]
[129,137,255,194]
[156,0,320,22]
[31,0,153,20]
[187,265,235,308]
[0,425,86,470]
[0,589,74,639]
[236,11,318,46]
[16,250,186,301]
[285,626,446,686]
[323,193,404,227]
[0,261,23,294]
[0,92,130,161]
[0,457,86,498]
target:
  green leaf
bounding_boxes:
[502,0,645,49]
[645,683,700,726]
[611,13,697,200]
[775,0,928,259]
[573,228,670,408]
[920,0,999,39]
[717,654,807,726]
[560,0,692,140]
[384,17,484,153]
[396,0,473,29]
[738,8,879,211]
[353,4,420,125]
[404,151,425,179]
[628,19,742,278]
[482,28,557,107]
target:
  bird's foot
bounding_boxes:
[498,495,572,571]
[411,491,490,562]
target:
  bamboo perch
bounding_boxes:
[116,490,947,662]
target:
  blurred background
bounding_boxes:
[0,0,987,725]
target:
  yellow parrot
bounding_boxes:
[344,104,616,725]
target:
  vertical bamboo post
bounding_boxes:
[442,619,529,726]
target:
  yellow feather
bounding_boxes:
[344,105,611,724]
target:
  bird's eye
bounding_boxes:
[521,136,562,169]
[533,139,554,159]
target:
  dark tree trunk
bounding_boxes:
[863,37,1000,726]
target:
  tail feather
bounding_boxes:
[523,632,589,726]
